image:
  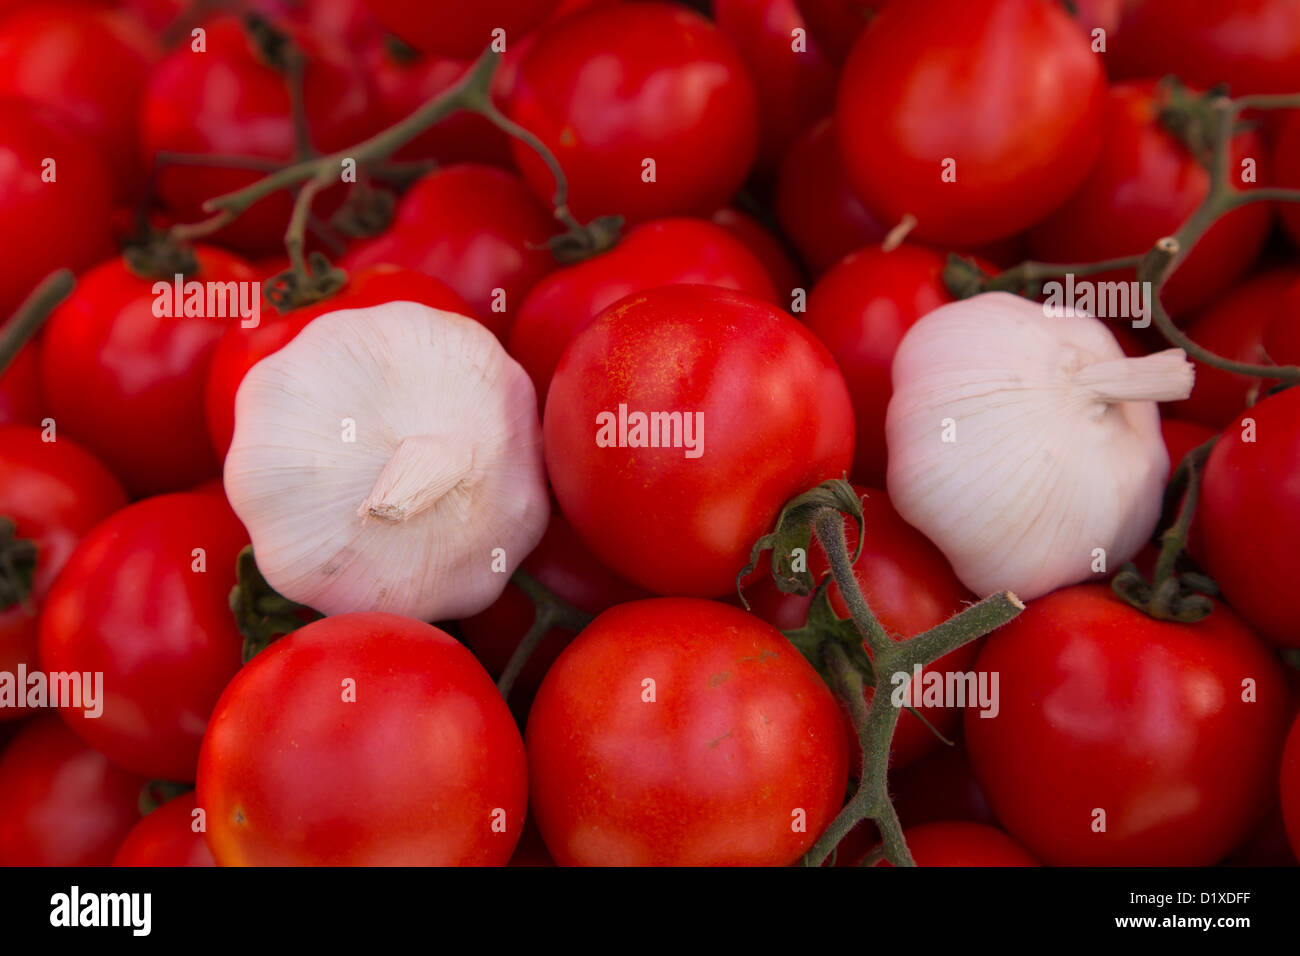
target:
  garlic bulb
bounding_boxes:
[223,301,549,621]
[885,291,1194,601]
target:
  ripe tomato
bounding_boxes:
[1029,82,1272,321]
[0,98,114,317]
[362,0,560,59]
[204,265,471,459]
[0,425,127,722]
[877,822,1039,867]
[544,285,854,597]
[140,15,378,258]
[111,792,216,867]
[1270,111,1300,250]
[794,0,888,66]
[835,0,1106,246]
[965,584,1290,865]
[743,487,980,771]
[710,207,804,304]
[508,218,778,404]
[343,164,559,337]
[0,716,145,866]
[40,247,258,497]
[1199,387,1300,648]
[197,613,528,865]
[1283,712,1300,860]
[526,598,848,866]
[0,342,42,427]
[0,4,159,196]
[39,492,249,781]
[1168,268,1299,430]
[505,3,759,225]
[775,117,887,276]
[1266,277,1300,366]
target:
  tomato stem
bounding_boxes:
[0,269,74,378]
[497,568,594,701]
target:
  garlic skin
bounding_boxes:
[885,292,1194,601]
[223,301,549,621]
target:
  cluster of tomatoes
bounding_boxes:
[1,0,1300,870]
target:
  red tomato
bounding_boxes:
[710,207,804,304]
[544,285,854,597]
[526,598,848,866]
[0,4,159,197]
[1271,111,1300,250]
[1283,712,1300,860]
[875,822,1038,867]
[712,0,835,176]
[343,164,558,337]
[362,0,560,59]
[0,99,114,317]
[743,487,980,770]
[0,342,42,427]
[794,0,888,66]
[1111,0,1300,95]
[1029,82,1272,321]
[39,492,249,780]
[965,584,1290,865]
[508,218,778,404]
[835,0,1106,246]
[40,247,258,497]
[140,16,379,258]
[775,117,888,276]
[0,426,126,722]
[0,716,145,866]
[889,743,996,830]
[1199,387,1300,647]
[1072,0,1125,38]
[197,613,528,865]
[505,3,759,225]
[1159,417,1216,478]
[204,265,472,459]
[112,792,216,867]
[1168,269,1299,430]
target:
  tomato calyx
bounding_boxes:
[263,251,349,314]
[137,780,192,817]
[0,517,36,613]
[1156,77,1232,170]
[538,213,625,265]
[228,546,322,663]
[240,12,302,79]
[122,231,201,282]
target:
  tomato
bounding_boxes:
[743,487,980,771]
[835,0,1106,246]
[459,511,648,719]
[877,822,1039,867]
[794,0,888,66]
[1111,0,1300,95]
[1283,712,1300,860]
[0,425,127,722]
[544,284,854,597]
[0,4,159,196]
[1071,0,1125,39]
[197,613,527,865]
[712,0,834,176]
[40,247,258,497]
[775,117,888,276]
[965,584,1290,865]
[889,743,996,830]
[204,265,471,459]
[508,218,778,404]
[526,598,848,866]
[342,164,559,338]
[140,15,379,258]
[1159,417,1216,478]
[1270,111,1300,250]
[362,0,560,59]
[111,792,216,867]
[710,207,804,304]
[1266,277,1300,368]
[39,492,248,781]
[1029,82,1272,321]
[0,716,146,866]
[0,98,114,317]
[0,342,42,427]
[1199,387,1300,647]
[802,245,963,485]
[1168,268,1299,430]
[505,3,759,225]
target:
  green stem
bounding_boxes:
[0,269,75,377]
[497,568,593,700]
[811,508,892,658]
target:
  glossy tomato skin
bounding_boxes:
[362,0,560,59]
[744,487,979,770]
[526,598,849,866]
[343,165,558,337]
[965,585,1290,865]
[506,3,759,225]
[0,717,146,866]
[710,207,804,304]
[878,822,1039,867]
[40,247,258,497]
[0,426,127,722]
[197,613,528,865]
[1283,712,1300,860]
[544,285,854,597]
[508,218,777,404]
[1029,82,1272,321]
[204,265,472,459]
[0,343,42,426]
[112,792,216,867]
[0,98,114,317]
[39,493,248,781]
[835,0,1106,246]
[1199,388,1300,647]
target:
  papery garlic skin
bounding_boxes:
[885,292,1194,601]
[223,301,549,621]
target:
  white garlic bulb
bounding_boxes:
[885,291,1194,601]
[223,301,549,621]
